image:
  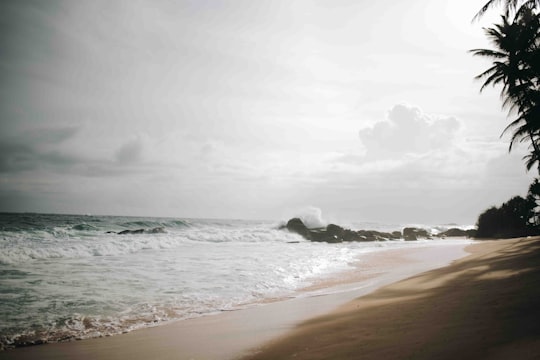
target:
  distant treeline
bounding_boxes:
[476,179,540,238]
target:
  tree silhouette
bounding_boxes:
[476,195,537,237]
[470,6,540,172]
[527,178,540,225]
[474,0,540,21]
[473,1,540,236]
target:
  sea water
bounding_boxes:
[0,213,473,349]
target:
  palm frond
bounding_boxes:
[523,152,539,171]
[473,0,502,22]
[473,0,540,21]
[476,63,509,92]
[472,1,540,173]
[469,48,507,59]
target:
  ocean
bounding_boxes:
[0,212,473,349]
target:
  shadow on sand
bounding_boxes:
[247,238,540,360]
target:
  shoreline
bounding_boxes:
[244,237,540,359]
[1,241,471,360]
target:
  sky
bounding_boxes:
[0,0,536,225]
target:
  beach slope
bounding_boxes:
[245,237,540,360]
[0,244,468,360]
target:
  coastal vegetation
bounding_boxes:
[472,0,540,237]
[476,180,540,238]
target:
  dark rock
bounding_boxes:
[403,228,417,241]
[147,227,166,234]
[326,224,344,237]
[357,230,377,241]
[377,232,395,241]
[285,219,342,243]
[440,228,477,238]
[280,219,481,242]
[117,228,148,235]
[417,229,431,238]
[342,229,363,242]
[466,229,477,237]
[440,228,466,237]
[403,227,430,241]
[282,218,435,243]
[286,218,311,238]
[309,229,342,243]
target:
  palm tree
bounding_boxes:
[470,6,540,171]
[474,0,540,21]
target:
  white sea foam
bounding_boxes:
[296,206,327,229]
[0,214,474,349]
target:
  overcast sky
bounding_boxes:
[0,0,535,225]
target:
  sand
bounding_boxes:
[1,243,469,360]
[7,238,540,360]
[245,237,540,360]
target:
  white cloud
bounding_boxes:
[359,103,461,158]
[349,104,528,183]
[301,101,537,224]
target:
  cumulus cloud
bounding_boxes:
[359,103,460,159]
[324,103,518,195]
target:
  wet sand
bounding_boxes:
[1,243,470,360]
[245,237,540,360]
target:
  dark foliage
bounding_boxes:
[476,189,540,238]
[474,0,540,21]
[471,4,540,173]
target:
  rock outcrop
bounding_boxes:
[285,218,402,243]
[439,228,477,238]
[403,227,431,241]
[285,218,311,238]
[283,218,476,243]
[285,218,341,243]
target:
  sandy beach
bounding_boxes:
[5,238,540,360]
[245,237,540,359]
[1,243,468,360]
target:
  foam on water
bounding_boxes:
[0,213,474,349]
